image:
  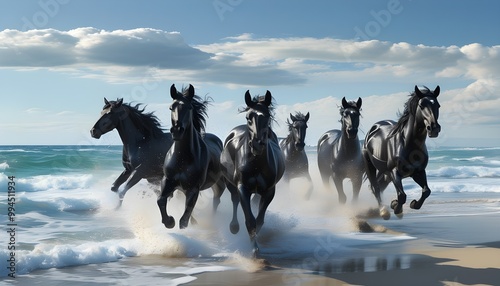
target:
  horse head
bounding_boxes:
[90,98,126,139]
[169,84,195,140]
[245,90,273,156]
[415,85,441,138]
[340,97,362,139]
[289,112,309,151]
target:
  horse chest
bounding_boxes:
[394,149,429,177]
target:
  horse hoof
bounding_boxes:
[179,218,189,229]
[163,216,175,229]
[395,212,404,219]
[252,246,260,259]
[380,207,391,220]
[230,223,240,234]
[410,199,419,209]
[390,199,398,210]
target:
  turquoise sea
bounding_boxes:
[1,145,500,284]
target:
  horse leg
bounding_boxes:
[410,171,431,210]
[211,178,225,214]
[362,150,390,219]
[332,176,347,204]
[180,188,200,229]
[351,175,362,203]
[119,169,145,199]
[238,183,258,255]
[255,187,276,234]
[226,182,240,234]
[389,169,406,219]
[304,173,313,200]
[157,178,177,228]
[111,168,132,193]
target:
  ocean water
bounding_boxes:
[1,145,500,284]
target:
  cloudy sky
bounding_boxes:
[1,0,499,147]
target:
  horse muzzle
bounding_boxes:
[346,128,358,139]
[170,126,185,140]
[90,128,102,139]
[250,140,265,156]
[427,123,441,138]
[294,142,305,151]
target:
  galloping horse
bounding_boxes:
[157,84,238,230]
[220,90,285,256]
[279,112,313,199]
[362,86,441,219]
[90,98,173,205]
[317,97,363,204]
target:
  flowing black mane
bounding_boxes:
[180,86,210,134]
[122,102,165,139]
[389,86,432,138]
[239,95,276,127]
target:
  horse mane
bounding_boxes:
[122,102,166,139]
[388,86,432,138]
[339,101,362,116]
[239,95,277,128]
[180,86,210,134]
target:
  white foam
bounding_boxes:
[18,174,94,191]
[428,166,500,178]
[0,162,9,170]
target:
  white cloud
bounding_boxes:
[2,28,500,145]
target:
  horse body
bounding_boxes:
[90,98,173,204]
[220,90,285,256]
[362,85,441,219]
[279,112,312,199]
[157,84,237,230]
[317,97,363,204]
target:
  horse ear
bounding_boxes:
[356,97,362,109]
[245,90,253,107]
[341,97,349,108]
[170,84,179,100]
[290,113,297,122]
[116,98,123,106]
[104,97,110,106]
[434,85,440,97]
[305,112,310,122]
[415,85,424,98]
[264,90,272,106]
[187,84,195,99]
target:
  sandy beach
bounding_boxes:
[187,212,500,286]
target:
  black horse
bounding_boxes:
[157,84,239,230]
[220,90,285,256]
[317,97,363,204]
[362,86,441,219]
[90,98,173,205]
[279,112,313,199]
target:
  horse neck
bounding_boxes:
[172,121,203,155]
[339,124,358,152]
[403,113,427,148]
[115,116,147,147]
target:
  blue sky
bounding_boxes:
[1,0,499,146]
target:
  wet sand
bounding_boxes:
[189,212,500,286]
